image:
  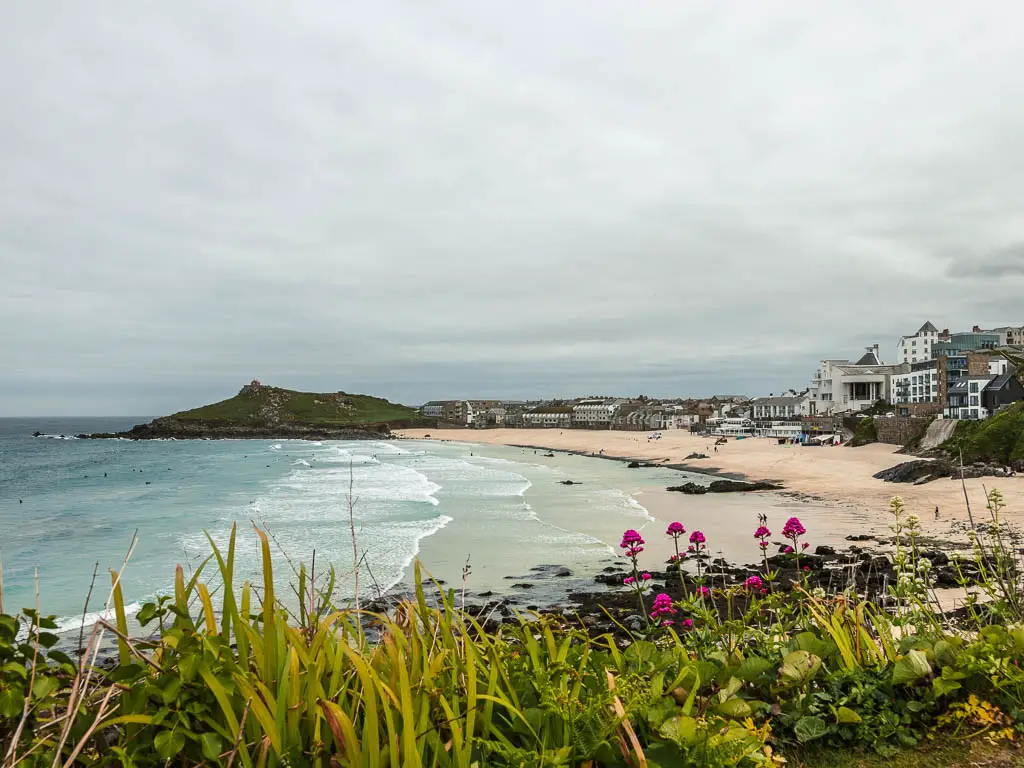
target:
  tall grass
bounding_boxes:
[3,493,1024,766]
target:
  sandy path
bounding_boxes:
[397,428,1024,537]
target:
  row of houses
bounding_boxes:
[419,396,749,430]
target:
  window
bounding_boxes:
[970,382,979,393]
[970,396,979,406]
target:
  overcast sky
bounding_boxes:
[3,2,1024,416]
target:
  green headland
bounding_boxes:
[87,380,423,439]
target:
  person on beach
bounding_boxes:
[935,506,940,520]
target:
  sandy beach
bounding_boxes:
[398,429,1024,553]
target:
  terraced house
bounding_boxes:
[571,399,626,429]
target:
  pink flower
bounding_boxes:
[781,517,806,539]
[753,526,771,539]
[802,542,810,550]
[666,521,686,536]
[744,575,764,591]
[784,546,794,554]
[623,576,635,586]
[650,593,676,622]
[759,541,769,550]
[803,565,810,572]
[620,529,645,549]
[689,530,706,545]
[624,546,644,558]
[681,618,694,630]
[641,572,652,581]
[697,586,710,597]
[687,545,695,553]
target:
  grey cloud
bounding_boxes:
[2,1,1024,414]
[946,245,1024,278]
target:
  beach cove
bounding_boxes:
[399,427,1024,548]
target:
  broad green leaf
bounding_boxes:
[659,715,699,747]
[794,715,828,743]
[733,656,774,682]
[932,640,958,668]
[0,688,25,718]
[717,676,742,703]
[836,706,862,724]
[0,616,17,643]
[716,698,752,719]
[778,651,821,687]
[154,730,186,760]
[36,632,59,649]
[32,676,59,700]
[892,649,931,685]
[933,677,961,697]
[201,732,223,761]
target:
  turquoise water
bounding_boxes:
[1,419,704,634]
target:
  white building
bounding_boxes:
[946,375,996,420]
[653,406,700,430]
[754,422,805,439]
[809,345,903,415]
[750,394,810,419]
[572,399,624,428]
[896,321,941,364]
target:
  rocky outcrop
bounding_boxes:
[666,479,781,494]
[873,460,952,484]
[684,452,709,460]
[666,482,708,494]
[874,459,1015,484]
[85,417,390,441]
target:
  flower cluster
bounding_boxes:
[650,593,676,625]
[666,521,686,537]
[781,517,806,540]
[744,575,767,594]
[620,528,651,621]
[754,525,771,550]
[620,529,645,558]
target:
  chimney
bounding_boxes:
[973,325,982,333]
[872,343,880,360]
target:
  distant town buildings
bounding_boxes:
[416,319,1023,429]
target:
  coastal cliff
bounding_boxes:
[86,380,425,440]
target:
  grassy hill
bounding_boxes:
[940,401,1024,467]
[168,381,418,427]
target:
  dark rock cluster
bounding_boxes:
[874,459,1016,485]
[666,479,782,494]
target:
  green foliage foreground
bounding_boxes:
[3,510,1024,767]
[942,401,1024,466]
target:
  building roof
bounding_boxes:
[833,364,902,376]
[854,350,882,366]
[985,371,1018,392]
[527,405,574,414]
[918,321,939,333]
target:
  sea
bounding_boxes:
[0,418,715,637]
